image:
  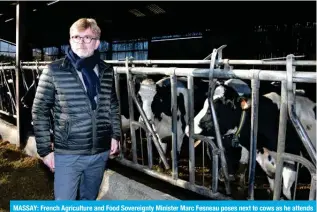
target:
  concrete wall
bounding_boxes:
[0,119,178,200]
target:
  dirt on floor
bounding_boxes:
[0,138,54,212]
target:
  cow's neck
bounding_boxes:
[154,113,172,138]
[222,99,249,148]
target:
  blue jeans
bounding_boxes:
[54,150,110,200]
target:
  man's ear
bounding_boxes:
[95,39,100,50]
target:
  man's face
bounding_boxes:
[69,27,100,58]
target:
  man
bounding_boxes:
[32,18,121,200]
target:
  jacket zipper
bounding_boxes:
[70,64,107,154]
[92,66,106,153]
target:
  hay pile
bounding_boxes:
[0,138,54,212]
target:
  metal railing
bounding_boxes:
[0,64,16,118]
[0,45,315,200]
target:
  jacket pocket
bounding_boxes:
[56,116,71,143]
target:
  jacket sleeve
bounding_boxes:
[32,67,55,158]
[110,70,121,141]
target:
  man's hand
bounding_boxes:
[110,138,120,157]
[42,152,55,172]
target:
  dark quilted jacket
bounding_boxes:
[32,57,121,158]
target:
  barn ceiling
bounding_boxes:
[0,1,315,48]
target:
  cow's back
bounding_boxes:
[240,95,302,156]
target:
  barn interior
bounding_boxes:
[0,1,316,201]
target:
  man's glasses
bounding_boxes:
[71,35,97,44]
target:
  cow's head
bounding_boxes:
[186,81,250,137]
[137,78,157,122]
[138,77,174,123]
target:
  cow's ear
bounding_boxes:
[134,75,147,84]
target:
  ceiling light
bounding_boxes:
[129,9,146,17]
[146,4,165,14]
[5,18,14,22]
[47,0,59,6]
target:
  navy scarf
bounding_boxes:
[66,46,100,110]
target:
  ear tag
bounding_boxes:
[240,99,250,110]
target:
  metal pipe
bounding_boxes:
[102,59,316,66]
[269,151,316,176]
[21,61,51,65]
[15,3,21,148]
[273,80,288,200]
[192,134,219,194]
[115,157,232,200]
[187,75,195,184]
[125,59,138,164]
[270,151,316,200]
[0,73,4,113]
[309,175,316,200]
[131,121,147,133]
[0,110,17,118]
[293,161,300,200]
[286,55,316,165]
[202,141,205,187]
[212,154,219,194]
[140,126,144,166]
[147,132,153,169]
[2,72,16,109]
[170,73,178,180]
[22,66,317,83]
[0,66,15,70]
[208,81,231,195]
[130,121,153,169]
[248,70,260,200]
[124,68,170,170]
[289,105,316,165]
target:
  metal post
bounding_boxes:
[192,134,219,194]
[170,72,178,180]
[286,56,316,165]
[146,132,153,169]
[207,46,231,195]
[125,58,137,164]
[309,174,316,200]
[273,80,288,200]
[15,3,21,147]
[130,121,153,169]
[248,70,260,200]
[187,75,195,184]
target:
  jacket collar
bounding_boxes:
[60,56,112,76]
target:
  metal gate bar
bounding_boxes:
[248,70,260,200]
[22,65,316,83]
[116,157,232,200]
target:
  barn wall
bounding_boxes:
[148,22,316,101]
[149,23,316,62]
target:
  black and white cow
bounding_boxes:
[185,79,316,200]
[137,76,189,158]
